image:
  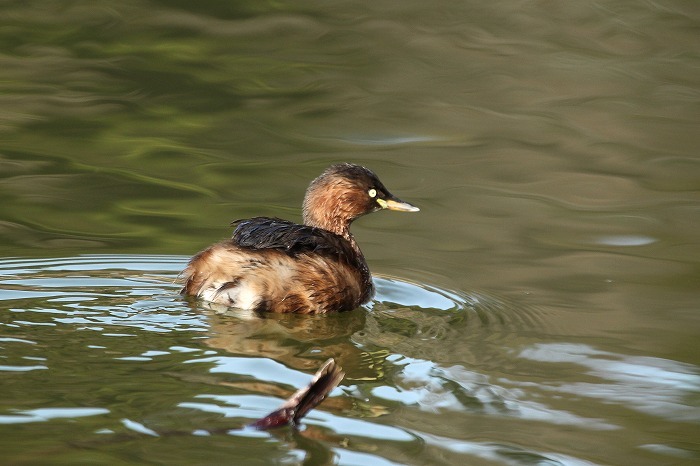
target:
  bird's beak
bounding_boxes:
[377,197,420,212]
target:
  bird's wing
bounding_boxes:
[231,217,350,257]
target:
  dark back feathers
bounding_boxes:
[231,217,357,262]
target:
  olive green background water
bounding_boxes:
[1,1,698,465]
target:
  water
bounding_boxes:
[1,1,699,464]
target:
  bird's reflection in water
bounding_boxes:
[192,303,390,429]
[202,304,378,378]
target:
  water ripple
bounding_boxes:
[0,255,697,464]
[518,343,700,423]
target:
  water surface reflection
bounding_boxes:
[1,256,697,464]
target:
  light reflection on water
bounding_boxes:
[0,407,110,425]
[519,343,700,423]
[0,255,697,464]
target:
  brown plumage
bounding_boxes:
[180,163,419,314]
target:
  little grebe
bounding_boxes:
[181,163,419,313]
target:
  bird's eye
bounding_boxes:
[368,188,377,198]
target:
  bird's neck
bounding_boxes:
[304,209,357,248]
[303,199,372,301]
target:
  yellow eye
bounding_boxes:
[368,188,377,198]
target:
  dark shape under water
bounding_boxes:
[249,358,345,430]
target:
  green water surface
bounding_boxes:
[1,1,699,465]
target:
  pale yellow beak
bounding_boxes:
[377,197,420,212]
